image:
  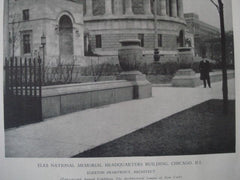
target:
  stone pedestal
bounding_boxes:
[177,47,194,68]
[117,71,152,99]
[172,69,201,87]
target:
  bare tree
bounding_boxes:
[9,13,21,59]
[210,0,228,114]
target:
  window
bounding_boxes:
[21,31,32,55]
[23,34,31,54]
[138,34,144,47]
[96,35,102,48]
[23,9,29,21]
[158,34,162,47]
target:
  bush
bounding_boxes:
[138,62,179,75]
[191,62,200,73]
[44,63,122,86]
[80,63,122,76]
[192,61,216,73]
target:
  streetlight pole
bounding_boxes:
[153,0,160,62]
[41,33,46,84]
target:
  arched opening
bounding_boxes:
[178,30,185,47]
[59,15,73,63]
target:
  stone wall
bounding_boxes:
[89,33,179,51]
[42,80,152,118]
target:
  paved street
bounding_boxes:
[5,79,235,158]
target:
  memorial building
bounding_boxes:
[7,0,193,64]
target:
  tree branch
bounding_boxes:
[210,0,220,12]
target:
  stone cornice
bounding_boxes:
[84,15,186,26]
[9,18,84,26]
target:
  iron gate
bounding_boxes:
[4,57,42,129]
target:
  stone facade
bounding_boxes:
[83,0,187,59]
[8,0,84,65]
[7,0,193,64]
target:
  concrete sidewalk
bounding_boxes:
[5,79,235,158]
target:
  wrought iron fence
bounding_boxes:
[4,57,42,129]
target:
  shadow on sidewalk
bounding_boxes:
[73,99,235,158]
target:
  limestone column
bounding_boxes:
[159,0,167,16]
[86,0,93,16]
[125,0,133,15]
[171,0,177,17]
[178,0,184,18]
[114,0,123,15]
[144,0,152,15]
[166,0,170,15]
[105,0,113,15]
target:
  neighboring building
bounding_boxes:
[184,13,220,58]
[8,0,84,65]
[83,0,190,61]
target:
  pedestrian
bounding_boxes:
[199,58,211,88]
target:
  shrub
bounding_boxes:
[44,63,122,86]
[192,61,215,73]
[138,61,179,75]
[191,62,200,73]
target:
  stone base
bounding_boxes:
[117,71,152,99]
[172,69,201,87]
[41,78,152,119]
[172,69,235,87]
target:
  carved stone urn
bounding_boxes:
[118,39,143,71]
[117,39,152,99]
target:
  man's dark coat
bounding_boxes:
[199,60,211,80]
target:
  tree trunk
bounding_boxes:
[12,23,15,59]
[218,0,228,114]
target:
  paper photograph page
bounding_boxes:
[0,0,239,179]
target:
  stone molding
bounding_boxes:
[84,15,186,26]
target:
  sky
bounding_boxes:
[183,0,233,30]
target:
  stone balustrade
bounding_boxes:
[85,0,184,18]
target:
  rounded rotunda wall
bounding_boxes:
[83,0,186,56]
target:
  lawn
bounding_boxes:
[73,100,235,158]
